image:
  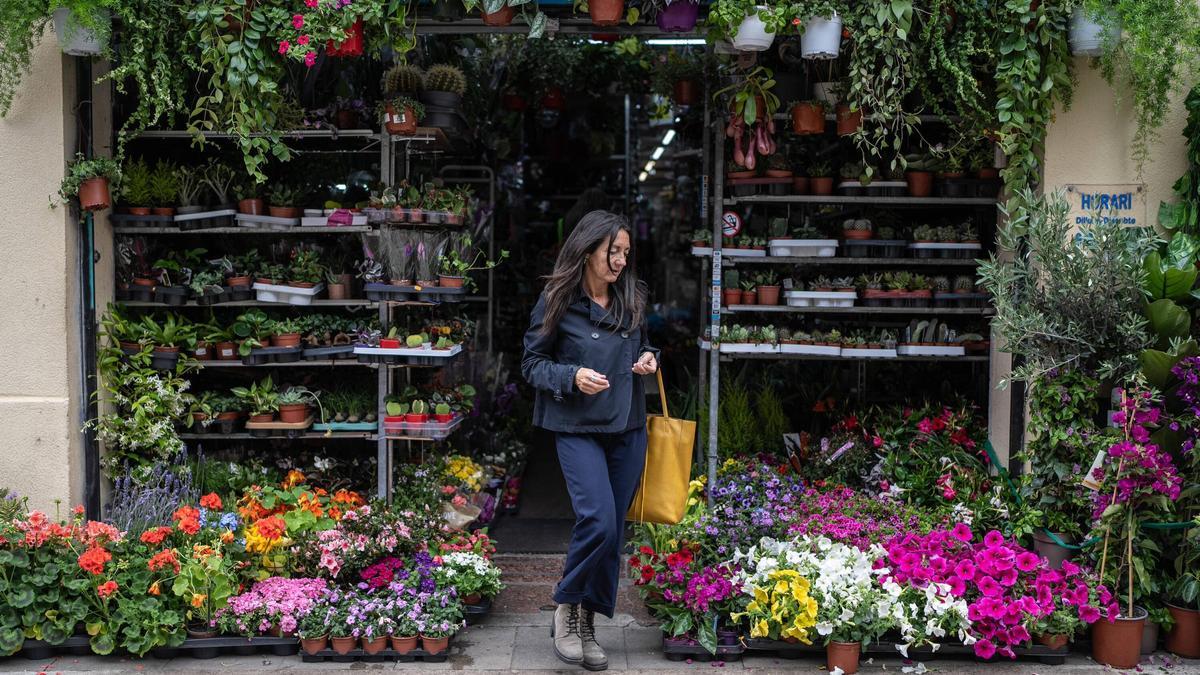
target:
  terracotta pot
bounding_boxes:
[289,281,316,288]
[133,277,156,287]
[756,285,781,305]
[741,290,757,305]
[827,641,860,674]
[836,105,862,136]
[588,0,623,25]
[362,636,388,655]
[1167,604,1200,658]
[811,177,834,195]
[792,102,825,135]
[541,87,566,111]
[765,169,793,178]
[154,345,180,354]
[327,283,348,300]
[391,635,418,654]
[191,412,209,426]
[792,176,810,194]
[227,275,251,288]
[330,636,357,655]
[301,636,328,655]
[268,206,300,218]
[481,3,515,25]
[215,341,237,360]
[1036,633,1069,650]
[272,333,301,348]
[384,103,418,136]
[463,592,482,605]
[336,109,358,129]
[420,635,449,655]
[248,413,275,424]
[152,207,175,217]
[977,167,999,180]
[278,403,309,424]
[844,229,873,240]
[439,275,466,288]
[722,289,742,306]
[216,411,239,422]
[672,79,698,106]
[79,177,111,211]
[187,625,218,639]
[238,198,265,215]
[906,171,934,197]
[1092,607,1147,669]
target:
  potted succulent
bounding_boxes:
[912,224,936,243]
[325,269,351,300]
[739,278,757,305]
[842,218,873,240]
[904,152,938,197]
[809,160,834,195]
[232,376,280,423]
[149,159,179,216]
[790,100,825,135]
[755,271,781,305]
[277,386,320,424]
[58,153,121,212]
[268,184,303,218]
[421,64,467,110]
[234,179,264,215]
[120,157,153,215]
[406,400,430,426]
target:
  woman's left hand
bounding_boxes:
[632,351,658,375]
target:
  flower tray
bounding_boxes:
[252,282,325,306]
[842,239,908,258]
[110,213,175,227]
[245,415,314,436]
[691,246,713,257]
[363,282,465,303]
[933,292,990,308]
[908,242,982,259]
[785,290,857,308]
[780,344,841,356]
[768,239,839,257]
[242,346,303,365]
[313,420,377,431]
[16,635,300,661]
[300,644,449,663]
[115,286,154,302]
[235,213,299,229]
[841,347,898,359]
[301,344,356,360]
[896,344,966,357]
[718,343,779,354]
[381,413,465,440]
[174,208,237,230]
[354,344,463,366]
[660,635,744,662]
[741,638,1067,665]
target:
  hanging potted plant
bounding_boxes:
[835,104,862,136]
[52,1,113,56]
[656,0,700,32]
[790,100,825,134]
[574,0,625,27]
[708,0,784,51]
[326,17,364,57]
[714,66,781,172]
[798,3,843,60]
[1068,5,1118,57]
[58,153,121,212]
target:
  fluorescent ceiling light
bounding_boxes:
[638,171,649,182]
[651,147,664,160]
[662,129,676,146]
[646,38,707,46]
[644,160,656,173]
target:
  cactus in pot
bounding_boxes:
[954,275,976,294]
[932,276,951,293]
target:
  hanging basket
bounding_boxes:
[1068,7,1116,56]
[731,7,774,52]
[588,0,624,26]
[326,18,364,58]
[800,14,842,59]
[53,8,109,56]
[656,0,699,32]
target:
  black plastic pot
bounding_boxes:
[154,286,190,306]
[21,643,53,660]
[419,91,462,109]
[422,108,468,135]
[977,179,1001,198]
[151,350,181,371]
[196,288,225,305]
[225,287,253,302]
[151,647,181,659]
[272,643,300,656]
[432,0,465,21]
[940,179,972,198]
[232,645,257,656]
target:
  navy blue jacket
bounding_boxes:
[522,289,658,433]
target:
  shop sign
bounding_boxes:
[1064,184,1146,228]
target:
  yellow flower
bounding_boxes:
[774,579,791,595]
[754,619,769,638]
[753,587,768,604]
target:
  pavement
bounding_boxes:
[1,555,1198,674]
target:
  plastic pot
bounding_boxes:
[129,206,152,216]
[791,102,825,134]
[268,206,300,218]
[722,289,741,306]
[331,636,357,655]
[79,177,111,211]
[248,413,275,424]
[741,290,757,305]
[792,176,810,194]
[1166,604,1200,658]
[811,177,834,195]
[463,592,482,605]
[435,413,454,424]
[272,333,302,348]
[421,90,463,109]
[301,636,328,655]
[827,641,860,675]
[657,0,699,32]
[906,171,934,197]
[756,285,781,305]
[391,635,418,654]
[732,7,774,51]
[588,0,623,26]
[327,283,349,299]
[836,105,862,136]
[336,109,359,129]
[1092,606,1147,669]
[384,104,418,136]
[326,18,364,57]
[439,275,466,288]
[1069,7,1116,57]
[672,79,699,106]
[800,14,842,59]
[420,635,449,655]
[481,4,515,26]
[215,342,237,360]
[379,338,402,349]
[362,636,388,655]
[278,403,309,424]
[1036,633,1069,650]
[54,8,109,56]
[238,198,265,215]
[405,413,429,425]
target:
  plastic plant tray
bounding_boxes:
[110,213,175,227]
[934,292,990,308]
[785,291,857,308]
[842,239,908,258]
[355,344,463,358]
[780,344,841,356]
[909,242,983,259]
[174,208,237,229]
[721,248,767,257]
[690,246,713,257]
[661,634,744,662]
[300,645,449,663]
[244,415,313,431]
[896,344,967,357]
[382,414,465,440]
[235,213,299,229]
[768,239,838,257]
[302,344,357,360]
[252,282,324,305]
[741,637,1066,665]
[301,214,368,227]
[312,421,378,431]
[362,282,465,303]
[719,343,779,354]
[17,635,301,660]
[841,347,898,359]
[242,346,303,364]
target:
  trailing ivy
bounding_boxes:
[0,3,52,116]
[1160,85,1200,236]
[916,0,996,134]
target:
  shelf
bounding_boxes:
[196,360,375,368]
[722,352,989,363]
[123,300,378,308]
[711,255,979,267]
[723,196,998,206]
[133,129,380,140]
[771,113,962,124]
[113,226,374,235]
[723,306,991,316]
[179,431,376,440]
[387,127,450,151]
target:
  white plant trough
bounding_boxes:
[842,348,898,359]
[54,8,108,56]
[252,282,324,306]
[785,290,856,308]
[720,343,779,354]
[731,7,774,51]
[800,14,842,59]
[769,239,838,257]
[236,213,298,230]
[908,243,983,252]
[691,246,714,257]
[896,345,966,357]
[354,344,463,358]
[302,213,368,227]
[780,344,841,356]
[722,248,767,257]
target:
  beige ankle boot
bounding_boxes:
[551,603,583,665]
[579,608,608,671]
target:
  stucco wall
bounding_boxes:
[0,37,80,514]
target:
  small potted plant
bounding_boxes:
[232,376,280,423]
[790,100,825,135]
[172,541,237,640]
[289,250,324,288]
[234,179,264,215]
[835,104,862,136]
[421,64,468,109]
[904,151,937,197]
[298,606,330,655]
[140,313,195,370]
[755,271,780,305]
[390,610,420,655]
[278,386,320,424]
[58,153,121,212]
[327,595,358,656]
[434,552,504,605]
[439,234,509,289]
[379,95,424,136]
[268,184,303,219]
[739,278,757,305]
[842,218,873,240]
[808,160,834,195]
[406,399,429,426]
[912,224,936,243]
[150,159,179,216]
[120,157,153,215]
[418,592,463,655]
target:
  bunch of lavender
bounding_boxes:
[105,451,198,534]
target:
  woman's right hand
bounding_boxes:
[574,368,610,395]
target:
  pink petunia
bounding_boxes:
[974,639,997,659]
[304,51,316,67]
[292,13,305,29]
[977,575,1003,598]
[1015,551,1040,572]
[278,40,290,54]
[983,530,1006,548]
[951,523,973,542]
[954,560,976,581]
[305,0,318,5]
[1079,605,1101,623]
[297,35,310,45]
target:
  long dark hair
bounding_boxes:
[540,210,646,334]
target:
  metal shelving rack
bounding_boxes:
[700,117,999,492]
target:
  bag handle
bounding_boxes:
[656,369,670,419]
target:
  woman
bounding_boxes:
[522,210,658,671]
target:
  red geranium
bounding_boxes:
[200,493,223,511]
[140,526,173,546]
[78,546,111,575]
[147,548,181,574]
[96,580,119,598]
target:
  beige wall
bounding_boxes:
[0,37,81,514]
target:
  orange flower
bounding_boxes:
[333,489,364,506]
[148,581,161,596]
[199,493,223,511]
[314,487,328,497]
[96,581,118,598]
[237,496,268,523]
[253,516,287,541]
[282,469,306,489]
[147,549,180,574]
[172,505,200,523]
[191,593,207,608]
[77,546,112,575]
[140,526,173,546]
[73,505,86,516]
[178,518,200,536]
[192,544,216,560]
[220,530,235,544]
[328,506,343,521]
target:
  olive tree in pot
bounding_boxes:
[58,153,121,212]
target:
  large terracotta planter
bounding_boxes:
[1092,607,1147,669]
[756,285,781,305]
[827,641,860,675]
[791,102,825,134]
[79,177,111,211]
[588,0,623,26]
[1166,604,1200,658]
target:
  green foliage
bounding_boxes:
[268,183,302,207]
[0,2,53,117]
[57,153,121,204]
[120,158,153,206]
[231,376,279,417]
[712,65,781,126]
[149,159,179,206]
[1161,85,1200,235]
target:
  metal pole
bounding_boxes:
[377,301,390,502]
[706,89,723,506]
[624,94,632,215]
[75,56,101,519]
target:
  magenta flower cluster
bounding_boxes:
[216,577,330,635]
[882,527,1108,659]
[1090,390,1183,520]
[682,564,741,614]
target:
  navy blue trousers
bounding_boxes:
[553,426,648,618]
